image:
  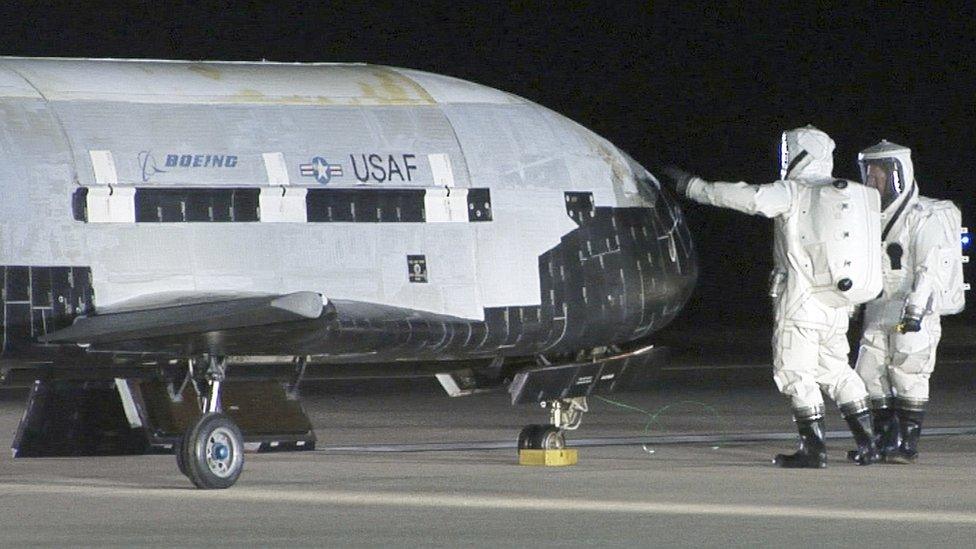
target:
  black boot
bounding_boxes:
[872,407,900,458]
[887,408,924,464]
[774,417,827,469]
[845,410,881,465]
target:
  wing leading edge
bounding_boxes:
[38,292,325,345]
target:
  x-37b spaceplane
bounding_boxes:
[0,58,697,488]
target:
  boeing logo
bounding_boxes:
[139,151,239,182]
[138,151,167,182]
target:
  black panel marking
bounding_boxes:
[77,187,494,225]
[5,267,30,301]
[135,188,260,222]
[407,255,428,283]
[307,189,426,223]
[478,203,696,354]
[564,192,594,226]
[2,266,93,356]
[467,188,492,222]
[72,188,88,222]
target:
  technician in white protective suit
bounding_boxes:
[660,126,884,468]
[854,140,967,464]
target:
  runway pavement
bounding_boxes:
[1,334,975,547]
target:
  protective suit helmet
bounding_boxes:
[857,140,914,212]
[780,125,835,180]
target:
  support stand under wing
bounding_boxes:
[12,379,316,457]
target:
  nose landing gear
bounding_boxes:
[516,397,587,451]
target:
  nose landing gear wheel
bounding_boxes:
[517,424,566,450]
[181,412,244,489]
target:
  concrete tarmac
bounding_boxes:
[2,345,976,547]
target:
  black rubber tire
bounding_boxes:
[534,425,566,450]
[175,422,196,477]
[183,412,245,489]
[175,433,187,477]
[517,424,544,450]
[517,424,565,450]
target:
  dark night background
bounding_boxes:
[0,3,972,330]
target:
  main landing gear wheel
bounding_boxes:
[181,412,244,490]
[175,428,190,477]
[517,424,566,450]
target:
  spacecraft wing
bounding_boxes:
[37,291,325,346]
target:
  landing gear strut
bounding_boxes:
[176,355,245,489]
[517,397,588,451]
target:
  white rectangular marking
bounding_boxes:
[263,152,290,185]
[259,187,307,222]
[86,186,136,223]
[89,150,118,185]
[424,187,468,223]
[428,153,455,187]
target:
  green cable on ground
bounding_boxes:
[594,395,727,454]
[592,395,651,416]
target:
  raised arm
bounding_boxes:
[658,165,794,218]
[684,177,794,218]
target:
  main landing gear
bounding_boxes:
[176,355,245,489]
[517,396,588,451]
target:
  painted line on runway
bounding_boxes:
[319,426,976,453]
[4,482,976,524]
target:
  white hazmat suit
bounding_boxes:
[665,126,884,467]
[854,140,967,463]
